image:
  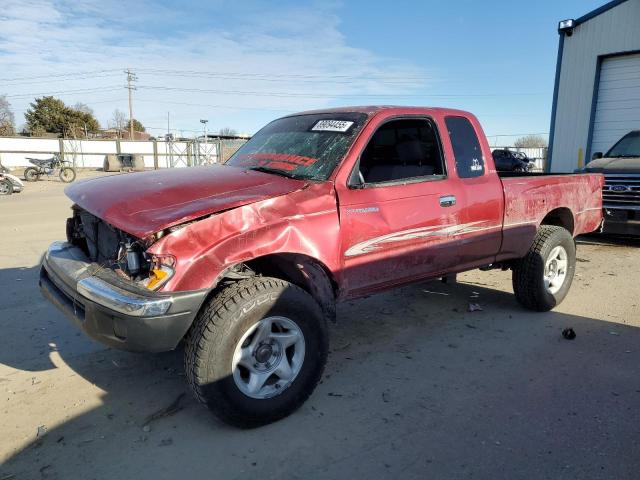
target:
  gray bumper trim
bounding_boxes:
[46,241,171,317]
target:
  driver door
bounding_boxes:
[336,117,465,295]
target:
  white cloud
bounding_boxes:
[0,0,427,134]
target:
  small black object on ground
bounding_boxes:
[562,328,576,340]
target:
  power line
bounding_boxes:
[136,67,431,81]
[133,69,426,86]
[4,86,122,99]
[0,69,122,83]
[135,98,293,113]
[137,85,547,99]
[0,73,122,88]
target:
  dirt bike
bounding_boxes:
[24,154,76,183]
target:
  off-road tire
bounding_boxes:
[24,167,39,182]
[0,179,13,195]
[184,277,329,428]
[512,225,576,311]
[59,167,76,183]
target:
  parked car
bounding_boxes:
[492,149,534,172]
[584,130,640,235]
[40,106,603,428]
[0,162,24,195]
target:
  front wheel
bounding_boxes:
[0,178,13,195]
[59,167,76,183]
[512,225,576,311]
[24,167,40,182]
[184,277,329,428]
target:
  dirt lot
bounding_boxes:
[1,173,639,479]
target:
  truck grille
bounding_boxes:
[602,174,640,209]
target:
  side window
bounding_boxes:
[357,118,445,184]
[445,116,485,178]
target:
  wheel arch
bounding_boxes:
[541,207,575,235]
[217,253,338,323]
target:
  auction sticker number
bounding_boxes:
[311,120,354,132]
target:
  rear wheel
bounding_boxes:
[512,225,576,311]
[24,167,39,182]
[184,276,329,428]
[59,167,76,183]
[0,179,13,195]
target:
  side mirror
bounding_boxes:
[592,152,603,161]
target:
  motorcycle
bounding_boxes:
[0,161,25,196]
[23,154,76,183]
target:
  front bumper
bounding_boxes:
[40,242,208,352]
[602,208,640,236]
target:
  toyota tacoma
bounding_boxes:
[40,106,604,427]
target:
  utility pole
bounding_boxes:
[198,119,209,163]
[125,68,137,139]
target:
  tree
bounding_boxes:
[0,95,15,136]
[25,96,67,135]
[110,109,127,136]
[24,96,100,137]
[73,102,94,116]
[126,118,145,132]
[218,127,237,136]
[514,134,547,148]
[66,107,100,138]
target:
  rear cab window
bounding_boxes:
[445,116,485,178]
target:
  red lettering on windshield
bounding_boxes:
[237,153,318,169]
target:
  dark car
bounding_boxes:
[492,149,533,172]
[585,130,640,235]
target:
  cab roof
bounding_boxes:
[284,105,474,118]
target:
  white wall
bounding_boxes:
[0,137,219,169]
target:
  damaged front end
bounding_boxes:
[39,206,209,352]
[66,205,175,291]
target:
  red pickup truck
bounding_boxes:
[40,106,603,427]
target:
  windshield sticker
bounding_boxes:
[311,120,354,133]
[237,153,319,171]
[470,158,483,171]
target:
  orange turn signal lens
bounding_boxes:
[146,268,169,290]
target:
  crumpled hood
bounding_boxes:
[65,165,305,238]
[585,156,640,172]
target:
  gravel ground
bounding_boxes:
[1,172,639,480]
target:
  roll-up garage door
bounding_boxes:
[591,53,640,156]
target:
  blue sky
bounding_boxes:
[0,0,606,143]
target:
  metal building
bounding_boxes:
[548,0,640,172]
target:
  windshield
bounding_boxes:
[227,112,368,181]
[606,131,640,158]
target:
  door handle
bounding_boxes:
[439,195,456,207]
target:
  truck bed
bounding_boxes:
[497,172,604,260]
